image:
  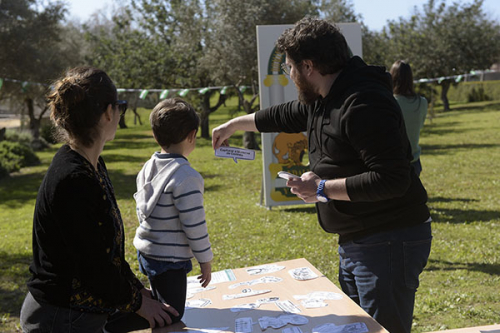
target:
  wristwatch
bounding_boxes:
[316,179,330,203]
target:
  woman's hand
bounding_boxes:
[136,288,179,328]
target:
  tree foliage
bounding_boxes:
[0,0,85,137]
[364,0,500,110]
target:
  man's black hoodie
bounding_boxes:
[255,56,430,242]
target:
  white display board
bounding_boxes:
[256,23,362,207]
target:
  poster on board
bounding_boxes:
[256,23,362,207]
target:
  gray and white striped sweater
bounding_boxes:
[133,153,213,264]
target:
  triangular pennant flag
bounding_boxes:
[438,77,445,84]
[21,81,29,92]
[198,87,209,94]
[178,89,189,97]
[0,78,3,90]
[160,89,169,99]
[455,75,463,83]
[239,86,247,93]
[139,89,149,99]
[220,86,228,95]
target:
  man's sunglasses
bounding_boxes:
[115,100,128,117]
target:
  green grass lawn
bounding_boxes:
[0,99,499,332]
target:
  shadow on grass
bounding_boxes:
[447,101,500,112]
[105,140,156,151]
[0,170,47,208]
[426,258,500,276]
[281,205,316,214]
[421,142,497,154]
[101,153,149,164]
[107,170,139,200]
[427,196,499,224]
[0,252,31,316]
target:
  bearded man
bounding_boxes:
[212,17,432,333]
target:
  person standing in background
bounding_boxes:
[390,60,428,177]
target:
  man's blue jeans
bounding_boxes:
[338,222,432,333]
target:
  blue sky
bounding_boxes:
[66,0,500,31]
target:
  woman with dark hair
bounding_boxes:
[390,60,428,176]
[20,66,178,332]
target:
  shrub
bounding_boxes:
[4,129,33,146]
[0,141,40,176]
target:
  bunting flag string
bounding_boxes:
[139,89,149,99]
[178,89,189,97]
[0,68,497,96]
[160,89,169,99]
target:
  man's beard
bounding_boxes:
[295,71,320,105]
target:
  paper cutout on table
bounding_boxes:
[187,269,236,288]
[312,322,368,333]
[186,286,216,299]
[235,317,254,333]
[229,276,283,289]
[300,299,327,308]
[276,300,302,313]
[293,291,343,307]
[293,291,343,301]
[215,146,255,163]
[246,264,286,275]
[283,327,303,333]
[288,267,319,281]
[185,298,212,309]
[258,314,308,330]
[223,288,271,300]
[230,297,280,312]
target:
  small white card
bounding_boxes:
[215,146,255,163]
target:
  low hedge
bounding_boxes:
[0,141,40,177]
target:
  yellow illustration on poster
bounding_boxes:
[256,23,362,207]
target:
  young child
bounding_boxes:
[133,98,213,323]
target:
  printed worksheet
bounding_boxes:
[187,269,236,288]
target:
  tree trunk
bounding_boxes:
[25,97,40,138]
[243,131,259,150]
[200,111,210,139]
[440,80,451,111]
[200,94,211,139]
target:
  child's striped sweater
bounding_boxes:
[133,153,213,264]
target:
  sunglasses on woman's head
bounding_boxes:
[115,100,128,117]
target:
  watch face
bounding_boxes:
[316,195,328,203]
